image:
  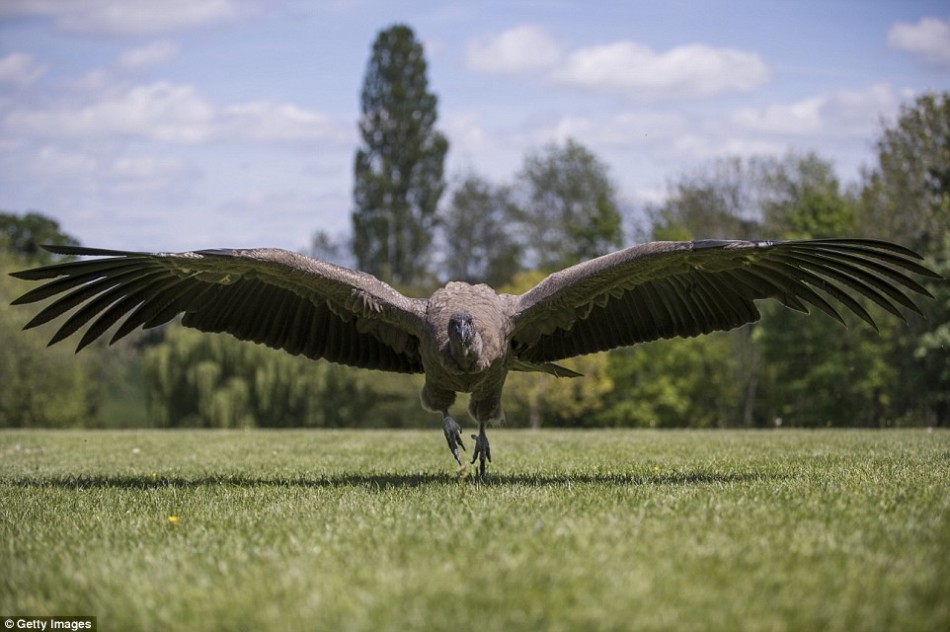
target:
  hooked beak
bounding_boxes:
[449,313,476,346]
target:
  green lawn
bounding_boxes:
[1,429,947,631]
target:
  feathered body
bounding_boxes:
[421,282,515,423]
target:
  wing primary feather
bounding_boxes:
[772,253,911,319]
[49,272,171,348]
[11,261,144,304]
[39,271,166,342]
[22,278,119,330]
[40,245,147,258]
[74,276,184,350]
[782,250,930,310]
[801,241,938,278]
[738,264,848,325]
[9,256,143,283]
[107,278,209,343]
[704,269,775,316]
[754,260,878,329]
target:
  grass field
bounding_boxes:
[1,429,947,631]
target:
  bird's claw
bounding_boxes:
[442,415,466,465]
[471,432,491,477]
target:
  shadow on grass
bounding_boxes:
[2,470,777,490]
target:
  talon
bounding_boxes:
[471,430,491,477]
[442,414,465,466]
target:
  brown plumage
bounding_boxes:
[10,239,940,474]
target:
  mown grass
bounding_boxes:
[1,429,947,631]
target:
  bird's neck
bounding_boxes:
[449,335,482,372]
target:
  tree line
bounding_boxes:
[0,25,946,429]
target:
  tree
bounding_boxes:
[648,157,765,242]
[0,253,103,427]
[858,92,950,425]
[351,24,448,286]
[142,326,378,428]
[439,174,521,287]
[142,325,429,429]
[0,211,79,263]
[0,213,117,427]
[760,152,856,238]
[516,139,623,271]
[597,335,741,428]
[859,92,949,254]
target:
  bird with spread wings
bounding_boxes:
[10,238,940,475]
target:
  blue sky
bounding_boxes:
[1,1,948,254]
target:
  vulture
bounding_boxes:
[10,239,940,475]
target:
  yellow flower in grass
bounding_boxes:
[167,515,179,524]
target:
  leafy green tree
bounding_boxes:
[0,253,103,427]
[142,326,422,428]
[911,235,950,425]
[597,335,741,428]
[0,211,79,263]
[439,174,521,287]
[648,157,765,241]
[145,327,315,427]
[760,152,856,238]
[857,92,950,425]
[516,139,623,271]
[0,215,130,428]
[756,304,897,427]
[352,24,448,286]
[859,92,949,254]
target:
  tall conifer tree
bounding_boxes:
[351,25,448,286]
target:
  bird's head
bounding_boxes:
[448,311,477,347]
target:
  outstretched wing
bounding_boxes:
[11,245,429,374]
[509,239,939,363]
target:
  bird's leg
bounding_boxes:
[442,411,466,466]
[471,422,491,477]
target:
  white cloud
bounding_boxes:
[0,52,47,85]
[3,81,350,145]
[0,0,247,36]
[221,101,348,143]
[551,41,770,101]
[887,17,950,68]
[119,41,181,69]
[7,82,215,143]
[465,25,562,74]
[463,28,769,100]
[733,83,902,137]
[732,97,825,135]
